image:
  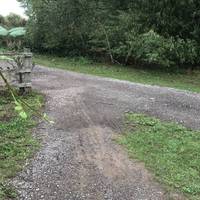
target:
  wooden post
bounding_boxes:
[17,49,32,94]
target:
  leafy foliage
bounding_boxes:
[126,30,199,67]
[18,0,200,68]
[0,13,26,29]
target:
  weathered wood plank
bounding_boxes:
[0,51,33,91]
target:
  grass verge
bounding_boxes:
[35,54,200,93]
[0,90,44,199]
[117,113,200,200]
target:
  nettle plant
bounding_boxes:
[0,55,54,123]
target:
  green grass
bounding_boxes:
[0,90,44,199]
[117,113,200,200]
[35,54,200,93]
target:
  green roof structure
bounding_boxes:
[0,26,8,36]
[8,27,26,37]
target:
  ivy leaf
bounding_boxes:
[14,101,21,106]
[15,105,23,111]
[19,111,28,119]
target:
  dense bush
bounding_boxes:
[18,0,200,68]
[127,30,199,67]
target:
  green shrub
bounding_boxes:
[134,30,172,67]
[120,30,200,68]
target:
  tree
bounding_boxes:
[17,0,200,68]
[0,15,6,26]
[5,13,26,28]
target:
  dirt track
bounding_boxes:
[12,66,200,200]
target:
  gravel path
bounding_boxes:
[12,66,200,200]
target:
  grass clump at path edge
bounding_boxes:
[0,90,44,199]
[117,113,200,200]
[35,54,200,93]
